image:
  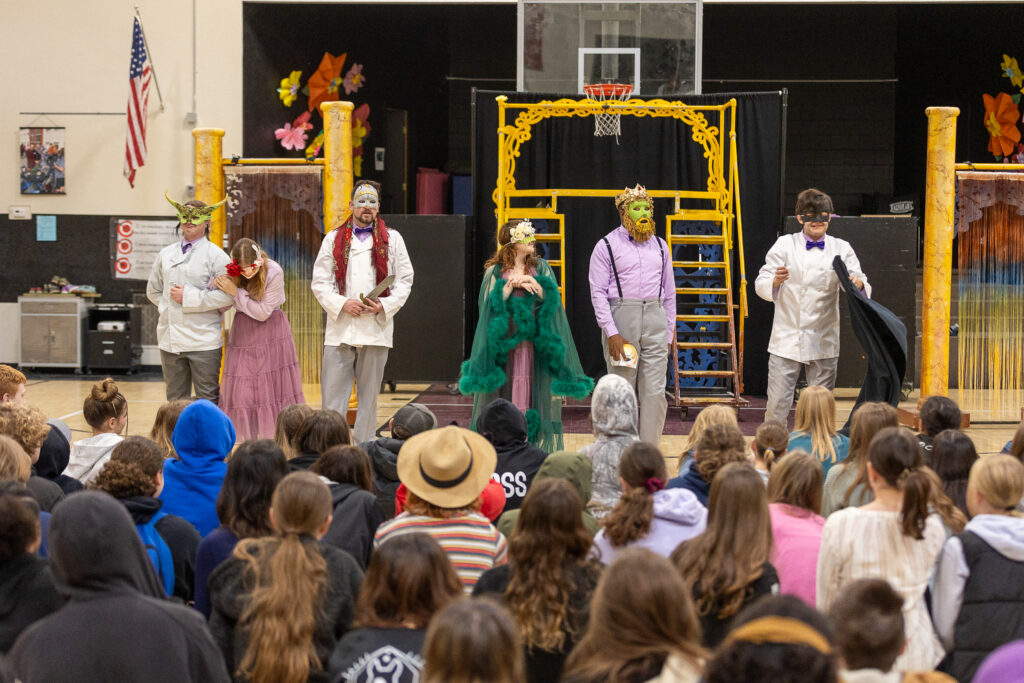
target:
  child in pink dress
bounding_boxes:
[214,238,304,439]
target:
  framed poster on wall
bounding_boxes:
[19,127,65,194]
[110,218,179,280]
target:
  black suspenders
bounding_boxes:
[602,236,666,300]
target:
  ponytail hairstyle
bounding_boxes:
[91,436,165,498]
[767,450,823,515]
[793,386,839,465]
[754,420,788,472]
[229,237,269,301]
[603,442,669,547]
[968,455,1024,518]
[507,478,594,651]
[273,404,315,461]
[921,467,966,533]
[149,399,190,458]
[234,471,333,683]
[844,402,899,506]
[867,427,931,540]
[82,378,127,432]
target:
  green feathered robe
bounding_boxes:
[459,259,593,452]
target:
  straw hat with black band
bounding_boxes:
[397,426,497,509]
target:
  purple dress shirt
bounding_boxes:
[588,226,676,342]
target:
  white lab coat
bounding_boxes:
[754,232,870,362]
[311,228,414,348]
[146,238,233,353]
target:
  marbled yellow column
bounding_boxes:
[193,128,226,247]
[920,107,960,397]
[321,101,354,233]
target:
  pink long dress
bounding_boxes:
[220,260,305,439]
[502,268,536,413]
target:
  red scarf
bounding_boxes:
[332,215,391,297]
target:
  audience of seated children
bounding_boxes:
[0,403,63,512]
[751,419,788,482]
[289,408,351,471]
[916,396,961,460]
[91,436,200,601]
[312,444,386,569]
[7,492,229,682]
[768,450,826,605]
[272,403,315,462]
[817,427,946,671]
[583,374,639,519]
[35,424,80,495]
[0,441,49,556]
[1004,420,1024,460]
[497,450,598,537]
[329,533,462,683]
[474,478,602,682]
[831,578,956,683]
[422,599,525,683]
[374,426,507,593]
[673,462,779,647]
[0,483,61,653]
[477,397,548,511]
[0,367,27,404]
[358,402,436,519]
[193,439,289,618]
[148,398,190,459]
[674,404,741,479]
[65,378,127,486]
[667,423,748,506]
[705,595,837,683]
[561,548,706,683]
[208,471,364,683]
[929,429,977,517]
[593,442,707,564]
[932,454,1024,682]
[160,399,236,537]
[788,385,849,478]
[822,402,898,515]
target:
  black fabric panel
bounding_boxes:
[472,90,783,395]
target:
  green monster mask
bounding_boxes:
[615,184,655,242]
[164,191,228,225]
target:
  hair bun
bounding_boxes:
[92,378,119,402]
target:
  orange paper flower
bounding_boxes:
[306,52,347,112]
[983,92,1022,157]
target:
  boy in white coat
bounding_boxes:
[312,181,414,443]
[755,188,870,425]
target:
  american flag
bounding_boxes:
[124,17,151,188]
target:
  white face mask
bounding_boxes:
[353,186,380,210]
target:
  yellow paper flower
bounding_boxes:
[352,119,368,149]
[305,131,324,160]
[354,154,363,177]
[1002,54,1024,89]
[983,92,1022,157]
[277,70,302,107]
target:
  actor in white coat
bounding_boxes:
[755,188,870,425]
[147,195,234,403]
[312,181,414,443]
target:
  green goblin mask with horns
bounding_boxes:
[164,191,228,225]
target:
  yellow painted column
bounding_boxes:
[321,101,354,234]
[920,107,960,397]
[193,128,226,247]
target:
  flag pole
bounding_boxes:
[133,5,165,112]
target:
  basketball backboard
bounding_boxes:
[517,0,702,95]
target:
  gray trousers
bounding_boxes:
[602,299,669,445]
[321,344,389,444]
[160,348,222,403]
[765,353,839,426]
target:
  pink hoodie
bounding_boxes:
[768,502,825,605]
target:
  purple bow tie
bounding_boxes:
[805,240,825,250]
[353,226,373,236]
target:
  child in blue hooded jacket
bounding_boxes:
[160,400,235,536]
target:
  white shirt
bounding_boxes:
[146,237,233,353]
[754,232,870,362]
[311,227,414,348]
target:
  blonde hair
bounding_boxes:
[682,405,739,459]
[149,399,190,459]
[793,386,839,464]
[0,403,49,454]
[0,435,32,483]
[968,455,1024,517]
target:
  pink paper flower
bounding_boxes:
[275,111,313,151]
[343,63,365,94]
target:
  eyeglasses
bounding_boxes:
[799,212,831,224]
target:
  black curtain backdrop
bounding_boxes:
[471,90,784,396]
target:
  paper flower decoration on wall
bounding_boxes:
[343,64,365,94]
[352,104,372,176]
[277,70,303,107]
[983,92,1022,157]
[306,52,348,112]
[275,111,313,150]
[1002,54,1024,90]
[305,130,325,160]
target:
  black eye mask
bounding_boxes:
[799,211,831,223]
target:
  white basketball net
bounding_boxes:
[583,83,633,141]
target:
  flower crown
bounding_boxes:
[226,243,264,277]
[507,220,536,245]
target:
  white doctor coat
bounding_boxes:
[754,232,871,363]
[311,228,414,348]
[146,238,234,354]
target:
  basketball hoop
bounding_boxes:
[583,83,633,141]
